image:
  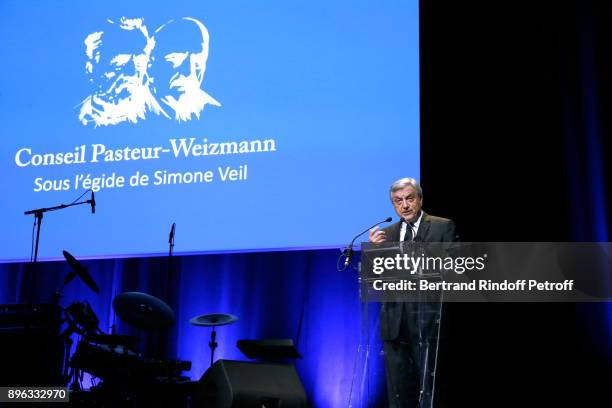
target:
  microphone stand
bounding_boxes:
[164,223,177,359]
[24,199,93,263]
[168,223,176,257]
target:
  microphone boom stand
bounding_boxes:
[24,199,93,263]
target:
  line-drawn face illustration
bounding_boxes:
[151,18,221,122]
[78,17,165,127]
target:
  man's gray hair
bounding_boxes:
[389,177,423,198]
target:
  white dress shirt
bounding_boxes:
[400,211,423,242]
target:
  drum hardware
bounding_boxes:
[113,292,175,331]
[189,313,239,367]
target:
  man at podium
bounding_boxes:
[369,177,458,407]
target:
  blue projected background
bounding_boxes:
[0,0,419,261]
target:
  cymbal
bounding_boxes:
[62,250,100,294]
[189,313,238,327]
[113,292,175,330]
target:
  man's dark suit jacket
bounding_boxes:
[379,212,459,341]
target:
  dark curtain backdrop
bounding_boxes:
[420,0,611,406]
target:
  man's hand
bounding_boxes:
[369,226,386,243]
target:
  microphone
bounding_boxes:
[168,222,176,244]
[344,217,393,268]
[90,191,96,214]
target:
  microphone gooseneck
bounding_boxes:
[340,216,393,271]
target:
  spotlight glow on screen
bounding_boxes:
[0,0,419,261]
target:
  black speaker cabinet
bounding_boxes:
[0,304,64,386]
[194,360,307,408]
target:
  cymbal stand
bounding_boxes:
[209,327,218,367]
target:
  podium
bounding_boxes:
[349,242,446,408]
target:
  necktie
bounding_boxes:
[405,222,414,242]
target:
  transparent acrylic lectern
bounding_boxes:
[349,242,445,408]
